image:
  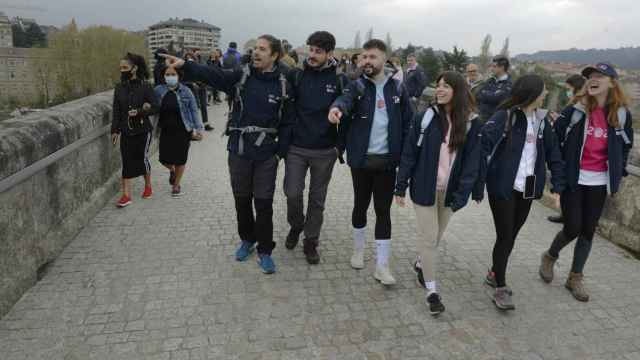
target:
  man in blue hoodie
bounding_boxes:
[328,39,413,285]
[222,42,241,70]
[160,35,294,275]
[281,31,349,265]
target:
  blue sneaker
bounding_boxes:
[257,254,276,274]
[235,241,255,261]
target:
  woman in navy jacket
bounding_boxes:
[395,71,482,315]
[479,74,565,310]
[539,63,634,302]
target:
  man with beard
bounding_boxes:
[160,35,294,275]
[328,39,413,285]
[281,31,349,265]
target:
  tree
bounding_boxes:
[385,32,393,53]
[11,24,28,47]
[399,43,418,64]
[353,31,361,49]
[417,47,441,85]
[25,23,47,48]
[478,34,492,73]
[243,39,257,51]
[442,46,469,73]
[500,37,510,59]
[365,28,373,42]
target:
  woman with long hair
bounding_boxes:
[154,65,204,197]
[111,52,158,207]
[539,63,633,302]
[395,71,483,315]
[479,74,565,310]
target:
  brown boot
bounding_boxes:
[565,272,589,302]
[539,251,557,283]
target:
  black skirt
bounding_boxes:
[159,91,191,166]
[120,131,152,179]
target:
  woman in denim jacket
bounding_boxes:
[154,65,205,197]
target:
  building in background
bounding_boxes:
[0,47,55,105]
[0,12,12,48]
[146,18,221,56]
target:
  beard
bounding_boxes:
[364,64,381,77]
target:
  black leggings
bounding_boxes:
[488,191,533,287]
[549,185,607,273]
[350,167,395,239]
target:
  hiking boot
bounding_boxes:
[547,214,564,223]
[303,239,320,265]
[142,186,153,199]
[257,254,276,274]
[539,250,558,283]
[285,228,302,250]
[413,261,426,288]
[427,293,445,316]
[235,240,255,262]
[493,287,515,311]
[565,272,589,302]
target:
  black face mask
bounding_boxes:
[120,70,132,83]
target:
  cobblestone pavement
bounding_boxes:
[2,104,640,360]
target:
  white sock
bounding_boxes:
[353,227,366,252]
[425,281,437,295]
[376,239,391,267]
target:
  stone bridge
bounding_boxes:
[1,94,640,359]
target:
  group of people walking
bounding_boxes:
[113,30,634,316]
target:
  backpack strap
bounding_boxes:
[354,78,366,99]
[417,107,436,147]
[616,107,632,144]
[223,65,251,136]
[487,110,511,164]
[276,72,289,128]
[562,107,584,146]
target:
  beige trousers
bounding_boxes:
[413,190,453,282]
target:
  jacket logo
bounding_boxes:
[268,94,279,104]
[393,96,400,104]
[326,84,336,94]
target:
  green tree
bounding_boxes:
[500,37,510,59]
[25,23,47,48]
[478,34,492,72]
[11,24,28,47]
[417,47,441,85]
[442,46,469,73]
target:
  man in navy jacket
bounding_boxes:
[476,56,513,121]
[281,31,350,265]
[328,39,413,285]
[160,35,294,275]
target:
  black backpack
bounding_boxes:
[222,53,239,70]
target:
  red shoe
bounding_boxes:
[142,186,153,199]
[116,195,132,208]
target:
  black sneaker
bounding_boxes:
[413,261,425,288]
[547,214,564,223]
[204,124,214,131]
[427,293,445,316]
[303,244,320,265]
[285,228,302,250]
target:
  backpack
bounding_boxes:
[222,52,239,70]
[563,106,631,146]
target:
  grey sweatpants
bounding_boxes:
[283,145,338,243]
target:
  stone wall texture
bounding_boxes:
[0,90,157,317]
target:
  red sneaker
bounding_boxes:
[142,186,152,199]
[116,195,132,208]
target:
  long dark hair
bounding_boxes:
[435,71,476,152]
[123,52,150,80]
[498,74,545,134]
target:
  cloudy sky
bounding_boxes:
[4,0,639,55]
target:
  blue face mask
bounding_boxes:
[165,75,179,88]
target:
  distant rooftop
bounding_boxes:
[149,18,220,31]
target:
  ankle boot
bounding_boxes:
[565,272,589,302]
[539,250,558,283]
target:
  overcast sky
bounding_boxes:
[4,0,639,55]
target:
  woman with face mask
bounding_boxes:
[395,71,483,315]
[154,65,205,197]
[478,74,566,310]
[111,52,159,208]
[539,63,634,302]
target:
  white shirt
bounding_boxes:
[513,113,538,193]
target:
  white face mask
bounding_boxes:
[566,90,573,98]
[165,75,179,87]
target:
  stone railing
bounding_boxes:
[0,91,157,317]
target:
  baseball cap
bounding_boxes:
[582,62,618,79]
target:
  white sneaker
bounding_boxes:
[374,263,396,285]
[350,249,364,269]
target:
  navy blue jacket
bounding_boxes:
[554,104,634,194]
[479,109,566,200]
[476,75,513,120]
[331,75,413,168]
[182,61,294,161]
[404,65,428,98]
[285,61,350,150]
[395,106,484,211]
